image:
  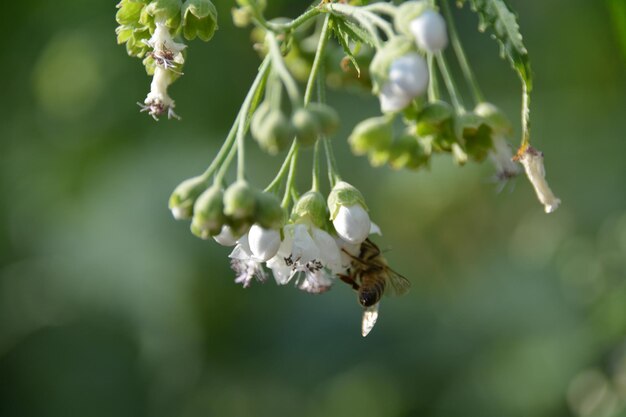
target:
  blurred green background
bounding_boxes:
[1,1,625,416]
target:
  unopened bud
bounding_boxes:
[292,108,321,147]
[291,191,328,230]
[348,115,394,155]
[251,103,294,155]
[255,191,285,230]
[223,180,257,220]
[168,175,209,220]
[182,0,218,41]
[394,1,429,38]
[190,185,225,239]
[328,182,371,245]
[306,103,340,136]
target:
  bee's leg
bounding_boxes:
[338,274,360,291]
[363,238,381,261]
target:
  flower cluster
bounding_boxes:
[170,178,376,291]
[116,0,561,335]
[115,0,218,119]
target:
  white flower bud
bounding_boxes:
[409,10,448,53]
[213,225,238,247]
[379,82,413,113]
[379,53,429,113]
[247,224,281,262]
[333,204,371,245]
[519,146,561,213]
[388,53,429,97]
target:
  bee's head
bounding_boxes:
[359,290,378,307]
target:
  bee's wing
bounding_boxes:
[385,268,411,297]
[362,303,379,337]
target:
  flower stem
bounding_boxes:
[236,56,272,181]
[436,52,465,113]
[267,6,322,32]
[264,140,298,193]
[312,140,321,192]
[200,113,241,182]
[267,32,302,106]
[520,82,531,149]
[439,0,484,104]
[304,14,331,105]
[281,142,300,208]
[427,54,440,101]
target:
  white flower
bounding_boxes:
[388,53,429,97]
[379,53,429,113]
[146,21,186,70]
[335,222,382,270]
[247,224,281,262]
[213,225,239,247]
[519,146,561,213]
[266,224,342,294]
[140,67,180,120]
[229,235,267,288]
[409,10,448,53]
[333,204,371,245]
[490,136,521,181]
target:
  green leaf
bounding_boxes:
[458,0,532,91]
[330,17,363,77]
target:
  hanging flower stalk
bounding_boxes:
[115,0,560,336]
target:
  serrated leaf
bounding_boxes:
[331,17,362,77]
[458,0,532,91]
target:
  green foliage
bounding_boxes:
[458,0,533,90]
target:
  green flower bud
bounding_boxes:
[416,101,456,152]
[190,185,225,239]
[415,100,453,137]
[291,191,328,230]
[306,103,340,136]
[292,108,321,147]
[231,7,252,28]
[223,180,257,221]
[235,0,266,10]
[327,181,367,221]
[141,0,182,29]
[394,1,429,38]
[455,113,493,162]
[388,133,429,170]
[348,115,394,155]
[474,102,513,137]
[116,0,145,26]
[181,0,218,41]
[251,106,294,155]
[168,175,209,220]
[368,149,391,167]
[369,36,416,94]
[255,191,285,230]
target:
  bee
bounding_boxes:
[339,238,411,336]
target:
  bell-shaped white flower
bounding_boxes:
[335,221,382,270]
[229,235,267,288]
[266,223,341,294]
[247,224,281,262]
[519,146,561,213]
[333,204,371,245]
[388,53,429,97]
[409,10,448,53]
[379,53,429,114]
[213,225,239,247]
[141,67,180,120]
